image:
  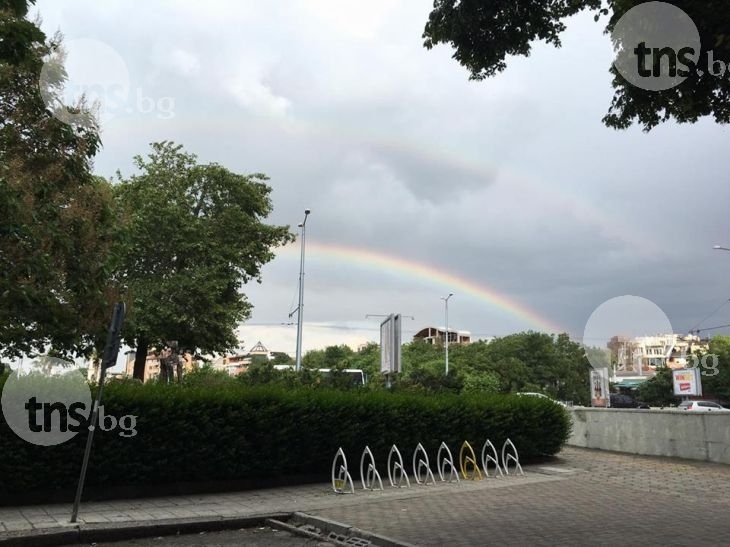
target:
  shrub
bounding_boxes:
[0,374,570,502]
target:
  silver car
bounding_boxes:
[677,400,730,412]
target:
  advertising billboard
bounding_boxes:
[380,315,393,374]
[379,314,402,374]
[672,368,702,396]
[590,368,610,407]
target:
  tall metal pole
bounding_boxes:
[71,302,125,523]
[294,209,310,372]
[442,293,453,375]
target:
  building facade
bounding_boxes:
[412,326,471,345]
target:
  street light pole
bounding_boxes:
[441,293,453,375]
[294,209,310,372]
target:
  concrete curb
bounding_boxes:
[0,512,414,547]
[291,512,418,547]
[0,514,288,547]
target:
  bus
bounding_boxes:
[271,365,366,386]
[318,368,367,387]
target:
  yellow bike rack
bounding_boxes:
[459,440,483,480]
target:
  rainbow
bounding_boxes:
[279,240,565,334]
[107,112,657,255]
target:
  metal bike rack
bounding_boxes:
[359,446,384,491]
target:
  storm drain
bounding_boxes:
[267,513,416,547]
[326,531,372,546]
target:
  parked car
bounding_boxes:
[609,393,650,409]
[677,400,730,412]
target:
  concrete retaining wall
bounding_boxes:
[567,407,730,464]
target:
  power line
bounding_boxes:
[691,323,730,334]
[688,298,730,333]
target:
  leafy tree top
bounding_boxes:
[423,0,730,131]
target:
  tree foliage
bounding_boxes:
[295,331,591,403]
[114,142,294,378]
[0,0,116,360]
[423,0,730,131]
[637,365,679,407]
[701,335,730,403]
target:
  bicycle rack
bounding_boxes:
[480,439,504,477]
[387,444,410,488]
[412,442,436,485]
[331,447,355,494]
[359,445,383,491]
[436,442,460,483]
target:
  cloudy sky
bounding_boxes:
[34,1,730,356]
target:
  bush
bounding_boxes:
[0,374,570,502]
[182,364,236,388]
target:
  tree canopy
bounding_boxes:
[114,142,294,378]
[423,0,730,131]
[701,335,730,403]
[299,331,591,403]
[1,2,295,372]
[0,0,115,360]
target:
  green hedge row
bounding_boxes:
[0,376,570,501]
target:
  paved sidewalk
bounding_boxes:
[0,466,558,534]
[316,447,730,546]
[1,447,729,546]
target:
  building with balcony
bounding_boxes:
[412,326,471,345]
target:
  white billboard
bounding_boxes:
[380,315,393,374]
[672,368,702,396]
[380,314,402,374]
[590,368,610,408]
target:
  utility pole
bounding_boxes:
[293,209,310,371]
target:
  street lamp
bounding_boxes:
[441,293,453,375]
[714,245,730,251]
[294,209,310,372]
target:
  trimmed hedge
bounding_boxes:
[0,375,570,502]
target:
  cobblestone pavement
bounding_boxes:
[1,447,729,546]
[312,447,730,546]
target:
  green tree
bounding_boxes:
[0,0,116,360]
[114,142,294,379]
[702,335,730,403]
[302,348,325,370]
[488,357,531,393]
[348,342,381,382]
[637,365,679,407]
[249,354,269,367]
[422,0,730,131]
[402,339,442,371]
[270,352,294,366]
[553,333,592,404]
[322,344,355,369]
[461,369,500,394]
[397,358,463,394]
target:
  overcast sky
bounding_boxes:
[35,1,730,356]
